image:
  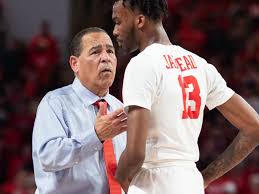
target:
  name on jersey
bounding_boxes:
[163,55,197,71]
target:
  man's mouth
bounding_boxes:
[101,68,112,73]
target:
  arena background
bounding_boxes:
[0,0,258,193]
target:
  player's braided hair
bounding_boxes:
[115,0,168,21]
[70,27,107,57]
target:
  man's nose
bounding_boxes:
[113,27,118,38]
[100,51,110,62]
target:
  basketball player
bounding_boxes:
[112,0,259,193]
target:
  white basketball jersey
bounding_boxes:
[123,43,234,165]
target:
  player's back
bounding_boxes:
[123,43,234,167]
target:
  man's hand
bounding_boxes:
[95,102,127,141]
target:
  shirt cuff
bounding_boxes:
[79,129,103,154]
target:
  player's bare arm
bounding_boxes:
[201,93,259,188]
[115,106,149,192]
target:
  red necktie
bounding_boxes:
[94,100,122,194]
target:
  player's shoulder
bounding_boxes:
[174,45,207,62]
[128,44,163,67]
[134,43,205,60]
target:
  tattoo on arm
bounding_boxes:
[202,132,257,186]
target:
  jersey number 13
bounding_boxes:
[178,75,201,119]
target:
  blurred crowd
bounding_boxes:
[0,0,259,194]
[0,4,65,193]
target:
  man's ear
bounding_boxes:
[69,56,79,73]
[136,15,145,29]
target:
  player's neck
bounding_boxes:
[138,23,171,52]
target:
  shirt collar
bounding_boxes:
[72,77,113,107]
